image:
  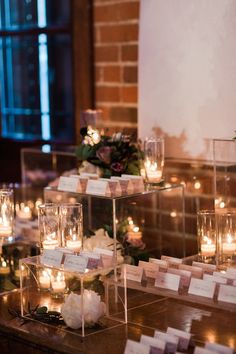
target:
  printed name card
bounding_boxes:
[110,177,134,193]
[166,327,191,351]
[179,264,203,279]
[123,264,144,283]
[79,172,99,179]
[149,258,168,271]
[167,268,192,288]
[58,176,81,193]
[205,342,234,354]
[86,179,111,196]
[138,260,159,279]
[41,250,63,267]
[94,247,113,267]
[100,178,122,195]
[154,331,179,354]
[218,284,236,304]
[124,339,150,354]
[194,347,217,354]
[203,273,227,285]
[155,272,181,291]
[140,335,165,354]
[226,268,236,279]
[64,255,88,273]
[161,255,183,268]
[192,261,216,274]
[80,251,101,269]
[121,174,145,192]
[188,278,216,299]
[70,175,88,192]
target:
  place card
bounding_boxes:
[64,255,88,273]
[41,250,63,267]
[124,339,150,354]
[149,258,168,272]
[188,278,216,298]
[58,176,81,193]
[166,327,192,351]
[100,178,122,195]
[194,346,217,354]
[167,268,192,288]
[121,174,145,192]
[123,264,144,283]
[86,179,111,196]
[94,247,113,267]
[192,261,216,274]
[70,175,88,192]
[161,255,183,268]
[110,177,134,193]
[154,331,179,354]
[226,268,236,279]
[154,272,181,291]
[138,260,159,279]
[218,284,236,304]
[140,334,165,354]
[80,251,101,269]
[79,172,99,179]
[203,273,227,285]
[179,264,203,279]
[205,342,234,354]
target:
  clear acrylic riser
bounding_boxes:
[44,184,186,261]
[20,256,126,337]
[213,138,236,211]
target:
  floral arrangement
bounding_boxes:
[61,290,106,329]
[76,126,143,178]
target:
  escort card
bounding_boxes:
[154,331,179,354]
[64,255,88,273]
[140,334,165,354]
[167,268,192,288]
[226,268,236,279]
[192,261,216,274]
[124,339,150,354]
[121,174,145,192]
[41,250,63,267]
[203,273,227,285]
[161,255,183,268]
[70,175,88,192]
[80,251,101,269]
[123,264,144,283]
[94,247,113,267]
[188,278,216,298]
[86,179,111,196]
[110,177,134,193]
[166,327,191,351]
[218,284,236,304]
[154,272,181,291]
[79,172,99,179]
[100,178,122,195]
[149,258,168,272]
[58,176,81,193]
[138,260,159,279]
[179,264,203,279]
[205,342,234,354]
[194,347,217,354]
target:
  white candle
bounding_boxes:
[0,224,12,237]
[39,270,51,289]
[42,239,59,250]
[201,243,216,257]
[223,242,236,255]
[0,260,10,275]
[51,272,66,293]
[17,205,32,220]
[66,239,82,252]
[144,160,162,183]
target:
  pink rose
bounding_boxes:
[96,146,111,164]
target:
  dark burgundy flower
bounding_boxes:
[111,162,123,172]
[96,146,111,164]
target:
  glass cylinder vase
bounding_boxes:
[217,211,236,266]
[38,203,60,252]
[144,137,164,185]
[197,210,217,263]
[0,189,14,238]
[60,203,83,253]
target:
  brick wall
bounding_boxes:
[94,0,140,136]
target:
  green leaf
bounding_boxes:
[36,306,48,314]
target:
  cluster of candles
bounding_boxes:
[126,217,142,242]
[15,198,43,221]
[39,269,66,297]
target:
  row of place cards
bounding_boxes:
[58,173,145,196]
[123,255,236,305]
[124,327,233,354]
[40,247,114,273]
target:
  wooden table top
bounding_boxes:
[0,289,236,354]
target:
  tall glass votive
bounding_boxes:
[38,203,60,252]
[0,189,14,238]
[197,210,217,263]
[217,211,236,265]
[144,137,164,185]
[60,203,83,253]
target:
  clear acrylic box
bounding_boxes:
[44,184,186,260]
[20,255,127,337]
[213,138,236,211]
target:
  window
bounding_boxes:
[0,0,75,143]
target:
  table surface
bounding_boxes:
[0,289,236,354]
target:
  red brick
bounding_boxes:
[95,45,119,62]
[96,86,120,102]
[95,66,103,82]
[121,44,138,61]
[103,66,121,82]
[109,106,137,122]
[95,2,139,22]
[123,66,137,83]
[99,24,138,43]
[121,86,138,103]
